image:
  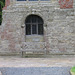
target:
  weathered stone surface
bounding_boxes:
[0,0,75,55]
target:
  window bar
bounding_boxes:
[31,24,32,35]
[36,24,38,34]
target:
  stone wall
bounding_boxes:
[0,0,75,55]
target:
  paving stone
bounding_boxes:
[0,67,71,75]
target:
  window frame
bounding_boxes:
[25,15,43,35]
[17,0,50,1]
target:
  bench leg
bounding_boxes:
[21,51,23,57]
[44,49,47,55]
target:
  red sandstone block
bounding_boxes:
[1,34,5,39]
[59,0,73,9]
[1,31,7,39]
[9,40,16,51]
[8,28,14,32]
[6,34,13,40]
[59,48,66,52]
[3,0,10,10]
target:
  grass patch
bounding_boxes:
[71,67,75,73]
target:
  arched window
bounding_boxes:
[25,15,43,35]
[17,0,50,1]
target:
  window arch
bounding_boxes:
[17,0,50,1]
[25,15,43,35]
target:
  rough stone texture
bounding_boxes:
[0,0,75,55]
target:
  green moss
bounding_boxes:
[71,67,75,73]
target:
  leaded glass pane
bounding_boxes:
[26,24,31,35]
[29,0,38,1]
[32,25,37,34]
[17,0,26,1]
[38,24,43,35]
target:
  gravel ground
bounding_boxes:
[0,56,75,67]
[0,67,71,75]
